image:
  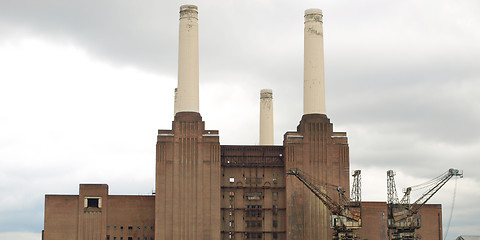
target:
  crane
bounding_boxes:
[287,168,362,240]
[386,168,463,240]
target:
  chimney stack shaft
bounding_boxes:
[176,5,199,114]
[304,9,326,115]
[260,89,274,145]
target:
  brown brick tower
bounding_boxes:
[155,113,221,240]
[284,115,350,240]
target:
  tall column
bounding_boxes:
[304,9,326,115]
[259,89,274,145]
[177,5,199,113]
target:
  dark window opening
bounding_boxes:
[128,226,133,230]
[128,237,132,240]
[87,198,99,208]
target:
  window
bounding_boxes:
[273,178,278,184]
[107,226,111,230]
[273,192,278,201]
[273,220,278,228]
[87,198,99,208]
[273,205,278,216]
[229,191,235,199]
[114,226,117,230]
[245,192,262,201]
[128,237,132,240]
[245,205,262,218]
[229,220,234,227]
[128,226,133,230]
[246,232,262,239]
[229,177,235,183]
[114,237,117,240]
[107,235,110,240]
[273,232,278,239]
[246,221,261,228]
[120,226,124,230]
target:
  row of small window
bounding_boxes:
[246,232,280,239]
[227,232,279,239]
[106,236,153,240]
[107,226,154,231]
[224,192,279,201]
[227,220,278,228]
[228,177,278,184]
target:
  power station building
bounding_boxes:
[43,5,443,240]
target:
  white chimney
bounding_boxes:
[304,9,326,115]
[176,5,199,113]
[260,89,274,145]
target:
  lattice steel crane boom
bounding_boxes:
[351,170,361,203]
[387,168,463,240]
[287,168,362,240]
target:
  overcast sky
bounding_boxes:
[0,0,479,239]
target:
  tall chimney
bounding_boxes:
[304,9,326,115]
[176,5,199,113]
[259,89,274,145]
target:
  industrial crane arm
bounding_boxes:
[409,168,463,214]
[287,168,342,214]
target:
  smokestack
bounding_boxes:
[259,89,274,145]
[304,9,326,115]
[176,5,199,113]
